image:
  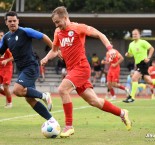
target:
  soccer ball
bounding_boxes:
[41,120,61,138]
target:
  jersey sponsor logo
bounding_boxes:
[68,30,74,37]
[15,36,18,41]
[18,79,23,82]
[59,37,74,47]
[108,49,116,62]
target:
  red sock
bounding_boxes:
[63,102,73,126]
[109,88,115,96]
[6,96,12,103]
[102,100,121,116]
[118,85,125,90]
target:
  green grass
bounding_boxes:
[0,96,155,145]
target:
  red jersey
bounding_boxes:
[0,49,13,68]
[53,22,93,71]
[148,66,155,79]
[106,49,121,71]
[0,49,13,85]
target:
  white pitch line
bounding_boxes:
[0,100,121,122]
[0,106,91,122]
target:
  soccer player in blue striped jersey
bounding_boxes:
[0,11,57,123]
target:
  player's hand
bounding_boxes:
[111,63,117,67]
[144,58,150,63]
[101,60,105,64]
[125,52,129,57]
[1,60,8,66]
[41,57,48,66]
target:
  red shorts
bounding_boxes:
[0,66,13,85]
[65,60,93,95]
[107,69,120,82]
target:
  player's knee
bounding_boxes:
[58,86,67,96]
[87,100,97,107]
[13,88,24,97]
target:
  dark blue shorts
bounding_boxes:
[16,64,39,88]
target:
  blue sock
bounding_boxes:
[26,87,42,99]
[33,101,52,120]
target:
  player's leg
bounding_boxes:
[80,87,132,131]
[13,65,52,111]
[3,84,12,108]
[149,85,155,99]
[107,82,116,100]
[57,78,75,138]
[0,76,5,96]
[111,70,130,96]
[107,71,116,100]
[114,82,130,96]
[2,68,13,108]
[123,71,141,103]
[13,81,52,109]
[144,75,155,99]
[25,97,56,122]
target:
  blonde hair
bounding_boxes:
[51,6,69,18]
[132,28,141,34]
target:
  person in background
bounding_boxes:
[55,58,66,75]
[40,65,45,82]
[86,53,92,66]
[0,30,13,108]
[101,48,130,100]
[41,6,132,138]
[100,72,106,86]
[126,70,135,93]
[148,59,155,99]
[34,52,45,83]
[61,60,67,79]
[91,53,102,82]
[123,28,155,103]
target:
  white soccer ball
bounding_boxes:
[41,120,61,138]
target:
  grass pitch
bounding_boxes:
[0,96,155,145]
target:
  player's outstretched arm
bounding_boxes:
[125,52,133,57]
[41,45,59,66]
[113,53,124,67]
[42,34,53,50]
[89,27,112,50]
[1,56,14,66]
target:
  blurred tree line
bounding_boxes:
[1,0,155,13]
[1,0,154,39]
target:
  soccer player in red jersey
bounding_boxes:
[0,31,13,108]
[148,59,155,99]
[101,48,130,100]
[41,6,132,137]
